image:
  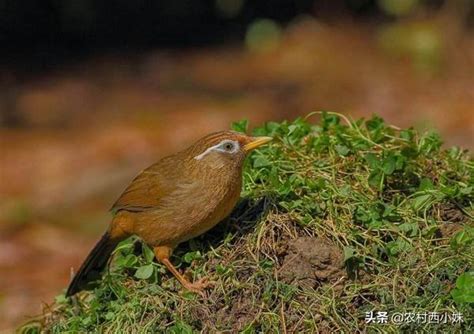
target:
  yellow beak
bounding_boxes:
[243,136,273,152]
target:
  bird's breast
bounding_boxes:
[174,174,242,241]
[133,172,242,246]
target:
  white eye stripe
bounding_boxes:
[194,145,218,160]
[194,140,239,160]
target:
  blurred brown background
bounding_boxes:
[0,0,473,331]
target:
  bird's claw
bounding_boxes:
[182,277,214,297]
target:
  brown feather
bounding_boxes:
[68,130,267,296]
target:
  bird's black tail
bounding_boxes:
[66,231,120,297]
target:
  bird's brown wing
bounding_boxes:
[111,156,182,213]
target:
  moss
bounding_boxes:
[21,113,473,333]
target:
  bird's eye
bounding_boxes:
[223,142,234,151]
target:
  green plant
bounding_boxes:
[451,272,474,304]
[22,113,473,333]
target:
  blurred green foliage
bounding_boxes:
[377,0,419,16]
[245,19,282,53]
[378,22,443,73]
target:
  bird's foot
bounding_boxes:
[181,277,214,297]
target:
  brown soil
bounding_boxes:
[279,236,345,289]
[438,202,467,224]
[215,292,256,332]
[438,222,464,239]
[435,202,470,240]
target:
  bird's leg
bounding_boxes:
[153,245,210,296]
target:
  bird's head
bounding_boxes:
[187,131,272,170]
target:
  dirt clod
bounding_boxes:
[439,203,466,223]
[438,222,463,239]
[279,236,345,289]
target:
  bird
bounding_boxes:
[66,131,272,297]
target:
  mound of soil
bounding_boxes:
[279,236,345,289]
[439,202,466,224]
[436,203,467,240]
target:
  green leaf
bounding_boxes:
[259,259,274,270]
[115,254,138,269]
[82,316,92,326]
[460,186,472,195]
[114,237,137,254]
[410,194,432,212]
[105,311,115,321]
[240,324,256,334]
[183,251,202,264]
[382,154,397,175]
[264,121,281,135]
[181,290,198,300]
[134,264,154,280]
[335,144,350,156]
[419,131,442,154]
[394,154,406,170]
[450,227,474,250]
[418,178,434,191]
[448,146,462,159]
[343,246,355,262]
[288,124,299,136]
[366,116,386,142]
[216,264,232,275]
[142,244,155,263]
[231,119,248,133]
[399,129,414,141]
[401,146,418,158]
[55,294,67,304]
[386,238,412,256]
[366,115,385,131]
[364,153,380,169]
[339,184,352,197]
[253,156,271,168]
[167,321,195,334]
[368,170,383,188]
[398,222,419,237]
[451,272,474,304]
[321,112,340,129]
